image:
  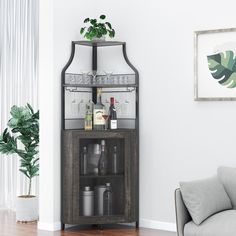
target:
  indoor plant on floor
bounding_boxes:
[0,104,39,222]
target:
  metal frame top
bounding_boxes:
[73,41,125,47]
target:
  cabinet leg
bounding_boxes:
[61,223,65,230]
[98,224,104,230]
[135,221,139,228]
[92,224,103,230]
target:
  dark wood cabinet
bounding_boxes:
[61,130,138,225]
[61,41,139,228]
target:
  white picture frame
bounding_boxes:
[194,28,236,101]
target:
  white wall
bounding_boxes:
[39,0,236,231]
[38,0,61,231]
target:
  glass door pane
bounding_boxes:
[78,137,125,217]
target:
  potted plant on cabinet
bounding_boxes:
[80,14,115,41]
[0,104,39,222]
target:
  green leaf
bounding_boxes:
[97,30,103,38]
[108,29,115,38]
[1,128,8,142]
[33,110,39,119]
[100,15,106,20]
[85,32,91,40]
[33,157,39,165]
[84,18,90,23]
[27,103,34,114]
[87,26,93,33]
[91,28,97,36]
[207,50,236,88]
[10,106,21,118]
[105,22,112,29]
[90,19,97,26]
[19,169,30,179]
[80,27,85,34]
[100,24,107,35]
[8,118,18,127]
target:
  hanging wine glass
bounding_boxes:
[70,74,76,84]
[89,70,97,85]
[103,70,113,84]
[81,71,91,85]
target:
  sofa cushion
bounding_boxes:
[217,166,236,208]
[184,210,236,236]
[180,176,232,225]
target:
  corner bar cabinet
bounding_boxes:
[61,41,139,228]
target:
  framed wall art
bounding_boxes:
[194,28,236,101]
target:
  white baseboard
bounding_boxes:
[37,221,61,231]
[140,218,176,232]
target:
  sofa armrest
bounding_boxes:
[175,188,191,236]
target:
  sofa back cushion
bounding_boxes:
[180,176,232,225]
[218,166,236,208]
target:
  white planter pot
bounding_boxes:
[16,196,38,222]
[92,36,105,42]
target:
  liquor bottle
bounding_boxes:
[80,146,88,175]
[111,146,118,174]
[98,140,108,175]
[103,183,113,215]
[93,88,105,130]
[109,97,117,129]
[84,100,93,130]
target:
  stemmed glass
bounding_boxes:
[81,71,91,85]
[70,74,76,84]
[89,70,97,85]
[102,106,109,130]
[103,70,113,84]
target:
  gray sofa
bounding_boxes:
[175,167,236,236]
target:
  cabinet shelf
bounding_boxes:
[63,128,136,132]
[62,129,136,140]
[63,84,137,88]
[64,85,136,94]
[64,73,137,89]
[80,174,124,179]
[73,40,125,47]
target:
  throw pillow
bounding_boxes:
[218,166,236,208]
[180,176,232,225]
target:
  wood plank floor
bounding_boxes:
[0,210,176,236]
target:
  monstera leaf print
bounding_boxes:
[207,50,236,88]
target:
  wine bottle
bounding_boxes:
[109,97,117,129]
[98,140,108,175]
[111,146,118,174]
[84,100,93,130]
[93,88,105,130]
[80,146,88,175]
[103,183,113,215]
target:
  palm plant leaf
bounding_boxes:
[207,50,236,88]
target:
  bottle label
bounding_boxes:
[110,120,117,129]
[94,109,105,125]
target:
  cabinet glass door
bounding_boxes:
[78,137,125,217]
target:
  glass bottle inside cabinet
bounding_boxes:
[98,140,108,175]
